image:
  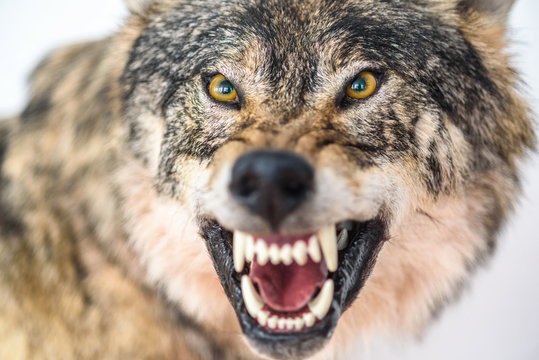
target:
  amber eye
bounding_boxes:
[208,74,238,102]
[346,71,377,99]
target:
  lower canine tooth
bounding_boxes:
[337,228,349,250]
[308,279,334,320]
[318,225,338,272]
[233,231,246,272]
[241,275,264,318]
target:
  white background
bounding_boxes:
[0,1,537,359]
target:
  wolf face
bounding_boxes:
[117,0,534,358]
[1,0,534,359]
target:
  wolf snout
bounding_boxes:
[229,150,314,229]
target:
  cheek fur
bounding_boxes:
[115,160,239,331]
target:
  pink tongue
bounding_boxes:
[250,257,328,312]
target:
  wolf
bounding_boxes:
[0,0,535,359]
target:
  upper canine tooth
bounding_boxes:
[318,225,338,272]
[255,239,269,265]
[308,279,334,320]
[269,244,281,265]
[233,231,247,272]
[307,235,321,263]
[245,235,255,262]
[280,244,293,265]
[241,275,264,318]
[292,240,308,265]
[337,228,349,251]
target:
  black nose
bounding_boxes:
[229,149,314,230]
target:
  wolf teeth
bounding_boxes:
[317,225,338,272]
[292,240,308,265]
[267,315,278,329]
[233,226,340,272]
[307,235,321,262]
[245,234,255,263]
[294,317,305,330]
[303,312,315,327]
[269,244,281,265]
[281,243,293,265]
[308,279,334,320]
[241,277,333,330]
[257,310,270,326]
[285,318,295,330]
[255,239,270,265]
[240,274,325,331]
[233,231,247,272]
[241,275,265,318]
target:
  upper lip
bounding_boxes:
[200,217,387,359]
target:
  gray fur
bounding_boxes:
[0,0,534,359]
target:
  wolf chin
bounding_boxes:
[0,0,534,359]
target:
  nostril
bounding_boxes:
[278,175,311,199]
[282,181,303,195]
[234,172,260,198]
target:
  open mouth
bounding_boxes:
[235,222,349,331]
[200,217,386,359]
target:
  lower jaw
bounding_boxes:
[200,218,387,359]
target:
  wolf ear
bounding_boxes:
[125,0,153,15]
[458,0,515,22]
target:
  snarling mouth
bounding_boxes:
[201,218,386,359]
[235,223,348,331]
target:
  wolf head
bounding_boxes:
[119,0,533,358]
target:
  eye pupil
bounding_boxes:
[350,78,367,92]
[218,81,234,95]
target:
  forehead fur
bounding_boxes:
[122,0,532,169]
[125,0,496,116]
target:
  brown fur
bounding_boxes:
[0,0,534,359]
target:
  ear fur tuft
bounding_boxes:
[458,0,516,22]
[125,0,153,15]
